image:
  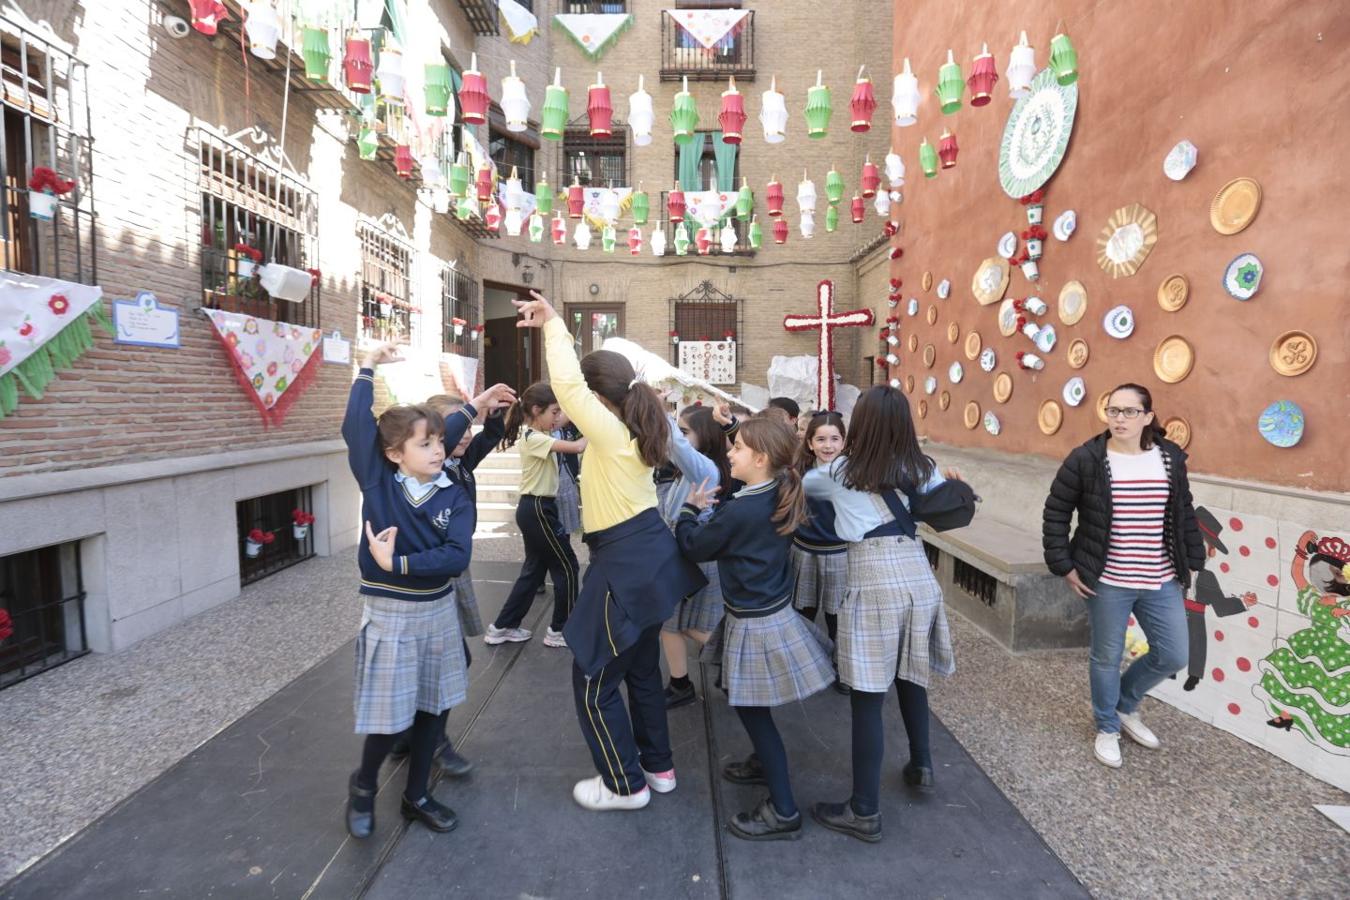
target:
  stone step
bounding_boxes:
[477,487,519,505]
[475,501,517,524]
[474,469,522,486]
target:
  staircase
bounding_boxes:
[472,447,521,537]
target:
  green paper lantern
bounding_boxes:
[534,176,553,216]
[449,154,470,198]
[542,68,568,140]
[735,180,753,220]
[357,127,378,161]
[748,216,762,249]
[670,84,700,145]
[825,168,844,206]
[456,194,478,221]
[602,224,617,253]
[631,189,650,225]
[1050,33,1079,85]
[920,139,939,178]
[301,27,331,83]
[804,71,831,138]
[936,49,963,114]
[825,205,839,233]
[528,213,545,243]
[674,221,690,256]
[425,64,453,116]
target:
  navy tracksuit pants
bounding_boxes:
[496,495,579,632]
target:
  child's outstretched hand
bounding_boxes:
[473,382,517,413]
[712,402,733,426]
[365,521,398,572]
[361,342,404,369]
[513,290,557,328]
[686,478,720,511]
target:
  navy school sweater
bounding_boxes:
[343,369,473,601]
[794,496,846,555]
[442,405,504,533]
[675,479,795,617]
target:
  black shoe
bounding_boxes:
[811,800,882,843]
[664,680,697,709]
[1183,675,1200,692]
[400,793,459,833]
[728,798,803,842]
[1267,716,1294,731]
[833,679,851,695]
[902,761,935,792]
[436,747,474,778]
[722,753,767,786]
[346,772,376,839]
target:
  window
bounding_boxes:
[565,2,626,12]
[489,128,536,192]
[566,304,624,357]
[563,129,627,187]
[1,541,88,690]
[670,281,742,367]
[443,261,479,357]
[672,131,738,192]
[198,129,320,327]
[660,8,755,81]
[358,222,415,343]
[237,486,316,587]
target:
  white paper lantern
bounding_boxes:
[1006,31,1037,98]
[377,44,405,106]
[891,57,920,126]
[573,221,591,250]
[242,1,281,60]
[720,222,737,253]
[600,188,621,225]
[759,75,788,144]
[799,210,816,239]
[700,192,723,222]
[873,191,891,217]
[504,206,523,237]
[501,60,531,132]
[651,225,667,256]
[432,187,450,214]
[884,150,905,186]
[505,167,525,210]
[628,74,654,146]
[419,154,443,187]
[796,175,817,214]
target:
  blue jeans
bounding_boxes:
[1086,580,1188,733]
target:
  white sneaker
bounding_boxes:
[543,627,568,648]
[483,624,532,645]
[642,768,677,794]
[572,775,651,811]
[1094,731,1122,768]
[1119,712,1161,749]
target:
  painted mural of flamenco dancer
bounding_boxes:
[1183,508,1258,691]
[1256,531,1350,754]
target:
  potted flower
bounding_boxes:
[291,509,315,540]
[234,242,263,278]
[245,527,275,558]
[670,330,680,345]
[451,317,466,338]
[1015,250,1039,282]
[1021,224,1047,260]
[27,167,75,221]
[1020,189,1046,225]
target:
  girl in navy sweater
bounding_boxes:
[677,418,836,841]
[793,412,849,671]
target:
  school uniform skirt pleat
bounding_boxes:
[353,592,467,734]
[452,568,484,637]
[791,547,848,615]
[837,536,955,692]
[662,561,726,634]
[719,603,835,707]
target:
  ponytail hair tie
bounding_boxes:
[628,376,642,389]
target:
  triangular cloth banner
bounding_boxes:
[665,9,750,49]
[685,190,736,228]
[498,0,538,44]
[205,309,323,427]
[552,13,633,60]
[0,272,109,419]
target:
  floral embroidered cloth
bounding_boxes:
[665,9,750,49]
[551,13,633,60]
[685,190,737,228]
[0,272,108,419]
[205,309,323,426]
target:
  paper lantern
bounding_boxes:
[936,50,963,114]
[824,205,839,233]
[476,164,494,202]
[420,154,444,186]
[773,217,789,244]
[501,60,530,132]
[919,139,939,178]
[357,126,378,161]
[805,70,832,138]
[456,195,478,221]
[628,226,642,255]
[749,216,763,249]
[1006,31,1037,98]
[343,34,373,92]
[766,177,784,217]
[505,167,525,210]
[968,43,998,106]
[695,227,711,255]
[892,58,920,127]
[551,212,567,245]
[720,222,738,253]
[377,43,404,105]
[850,66,877,132]
[884,151,905,185]
[938,129,958,169]
[301,27,330,84]
[825,167,844,206]
[735,178,753,220]
[189,0,228,35]
[800,211,816,239]
[394,144,414,178]
[504,206,523,237]
[484,202,502,234]
[850,195,865,224]
[628,74,654,146]
[534,173,553,215]
[425,63,453,116]
[529,213,545,243]
[860,156,880,198]
[542,68,568,140]
[668,183,686,223]
[674,221,690,256]
[719,76,747,143]
[568,179,585,218]
[670,76,699,144]
[243,2,281,60]
[759,74,788,143]
[432,187,450,215]
[602,224,617,253]
[651,226,667,256]
[873,190,891,217]
[449,152,469,198]
[796,174,817,214]
[588,72,613,138]
[458,53,489,126]
[1051,32,1079,85]
[599,188,621,225]
[574,221,592,250]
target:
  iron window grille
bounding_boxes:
[0,540,88,690]
[237,485,316,587]
[197,127,321,327]
[661,9,754,81]
[358,220,415,343]
[669,280,742,368]
[443,261,479,357]
[489,128,536,193]
[561,128,628,188]
[953,556,998,608]
[0,16,96,284]
[564,2,626,12]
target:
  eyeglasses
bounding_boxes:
[1105,407,1147,419]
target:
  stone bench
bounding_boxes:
[919,517,1089,652]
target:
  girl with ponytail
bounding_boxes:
[513,291,706,813]
[676,417,836,842]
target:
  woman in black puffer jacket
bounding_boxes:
[1042,383,1204,770]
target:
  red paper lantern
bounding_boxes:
[967,45,999,107]
[627,226,642,255]
[668,186,686,223]
[849,71,877,132]
[458,53,489,125]
[394,144,414,178]
[860,158,880,199]
[567,182,585,218]
[766,178,784,217]
[773,218,789,244]
[484,202,502,233]
[551,214,567,245]
[588,80,613,138]
[938,130,959,169]
[343,35,373,93]
[189,0,229,36]
[695,227,712,255]
[850,195,865,224]
[718,78,747,144]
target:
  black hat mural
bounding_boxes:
[1195,506,1229,555]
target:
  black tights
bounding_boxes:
[734,706,797,819]
[849,679,931,816]
[795,606,839,641]
[354,709,449,808]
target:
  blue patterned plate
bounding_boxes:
[1258,400,1304,448]
[1224,253,1263,301]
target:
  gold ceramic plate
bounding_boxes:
[1066,338,1089,369]
[993,372,1013,403]
[1096,389,1113,423]
[963,400,981,429]
[1095,202,1159,278]
[917,399,928,419]
[923,271,934,292]
[905,374,915,393]
[1038,399,1063,435]
[971,256,1011,306]
[998,298,1019,336]
[907,333,919,353]
[1163,416,1191,449]
[1153,335,1195,384]
[947,322,960,343]
[1269,330,1317,377]
[1157,273,1189,312]
[923,344,936,368]
[939,390,951,411]
[926,304,939,325]
[1058,280,1088,325]
[1210,177,1262,235]
[964,331,982,360]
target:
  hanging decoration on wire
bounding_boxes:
[552,11,635,60]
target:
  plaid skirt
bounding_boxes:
[452,568,484,638]
[353,592,467,734]
[662,561,725,634]
[556,464,582,535]
[838,536,955,692]
[792,547,848,615]
[717,603,836,707]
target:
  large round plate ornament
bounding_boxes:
[998,67,1079,199]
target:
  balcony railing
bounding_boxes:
[660,10,755,82]
[456,0,500,36]
[657,191,755,257]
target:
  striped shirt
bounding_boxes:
[1099,447,1175,589]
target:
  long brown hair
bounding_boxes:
[797,410,846,474]
[500,381,556,450]
[680,405,732,492]
[736,418,808,535]
[377,404,445,456]
[579,350,669,467]
[1108,382,1167,450]
[842,385,935,492]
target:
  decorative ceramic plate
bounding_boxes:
[937,278,951,299]
[1063,376,1086,407]
[1258,400,1304,448]
[998,231,1018,259]
[1058,280,1087,325]
[1096,389,1113,424]
[926,304,939,325]
[949,361,964,384]
[923,343,936,367]
[1038,399,1063,435]
[907,297,919,316]
[1157,273,1189,312]
[979,347,997,372]
[917,399,929,419]
[983,410,1002,435]
[1066,338,1089,369]
[924,375,938,395]
[1104,304,1135,339]
[1153,335,1195,383]
[939,390,951,411]
[1223,253,1263,300]
[1163,416,1191,449]
[998,298,1020,336]
[964,401,981,429]
[964,331,982,360]
[1269,330,1317,377]
[1095,203,1159,278]
[999,67,1079,198]
[1211,177,1261,235]
[971,257,1011,306]
[905,374,915,393]
[947,321,960,343]
[1163,140,1197,181]
[923,271,934,292]
[1053,210,1076,241]
[993,371,1013,403]
[907,333,919,353]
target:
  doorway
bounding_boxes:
[483,282,539,389]
[565,304,626,357]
